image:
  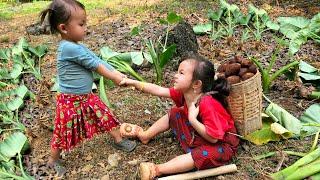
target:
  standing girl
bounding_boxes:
[40,0,136,176]
[120,54,239,179]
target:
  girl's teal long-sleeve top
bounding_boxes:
[57,40,114,94]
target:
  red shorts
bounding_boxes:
[51,93,120,152]
[169,107,239,170]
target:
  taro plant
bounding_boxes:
[193,0,242,40]
[297,61,320,99]
[271,147,320,180]
[0,37,48,81]
[131,12,181,84]
[99,46,147,108]
[0,132,33,180]
[250,42,299,93]
[277,13,320,55]
[247,4,279,41]
[193,8,225,40]
[0,84,33,133]
[219,0,241,38]
[100,46,145,82]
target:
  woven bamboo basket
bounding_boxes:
[227,71,262,136]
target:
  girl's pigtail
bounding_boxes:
[211,77,230,109]
[213,77,230,97]
[40,8,54,33]
[40,8,49,25]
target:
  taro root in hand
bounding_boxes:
[124,125,132,132]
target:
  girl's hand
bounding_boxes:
[119,77,136,86]
[188,102,199,122]
[119,77,127,86]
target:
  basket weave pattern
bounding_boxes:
[227,72,262,136]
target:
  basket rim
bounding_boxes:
[230,71,261,87]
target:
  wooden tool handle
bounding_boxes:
[158,164,237,180]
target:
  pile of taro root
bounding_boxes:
[217,55,257,84]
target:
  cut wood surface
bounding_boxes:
[158,164,237,180]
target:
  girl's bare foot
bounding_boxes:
[139,162,158,180]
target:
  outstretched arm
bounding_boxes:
[96,64,125,85]
[122,78,171,98]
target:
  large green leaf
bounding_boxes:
[130,52,144,65]
[0,85,28,99]
[9,63,23,79]
[159,44,176,68]
[300,104,320,136]
[298,72,320,81]
[208,9,223,21]
[0,49,10,62]
[309,13,320,33]
[193,23,212,35]
[244,118,280,145]
[100,46,145,65]
[265,102,302,136]
[300,60,318,73]
[266,21,280,31]
[0,85,29,111]
[248,4,267,17]
[27,45,48,58]
[0,132,28,161]
[289,29,309,55]
[143,52,153,63]
[0,68,10,80]
[11,38,28,56]
[237,13,252,25]
[0,160,17,179]
[100,46,119,60]
[279,24,300,39]
[277,16,310,29]
[6,98,24,111]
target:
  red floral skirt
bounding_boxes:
[51,93,120,152]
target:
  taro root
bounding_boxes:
[217,63,228,73]
[248,64,257,74]
[229,58,237,64]
[240,58,252,67]
[234,55,244,64]
[225,63,241,76]
[239,68,248,76]
[242,72,254,80]
[227,75,240,84]
[125,125,132,133]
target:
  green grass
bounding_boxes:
[0,0,159,21]
[0,0,217,21]
[0,1,50,20]
[0,0,110,20]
